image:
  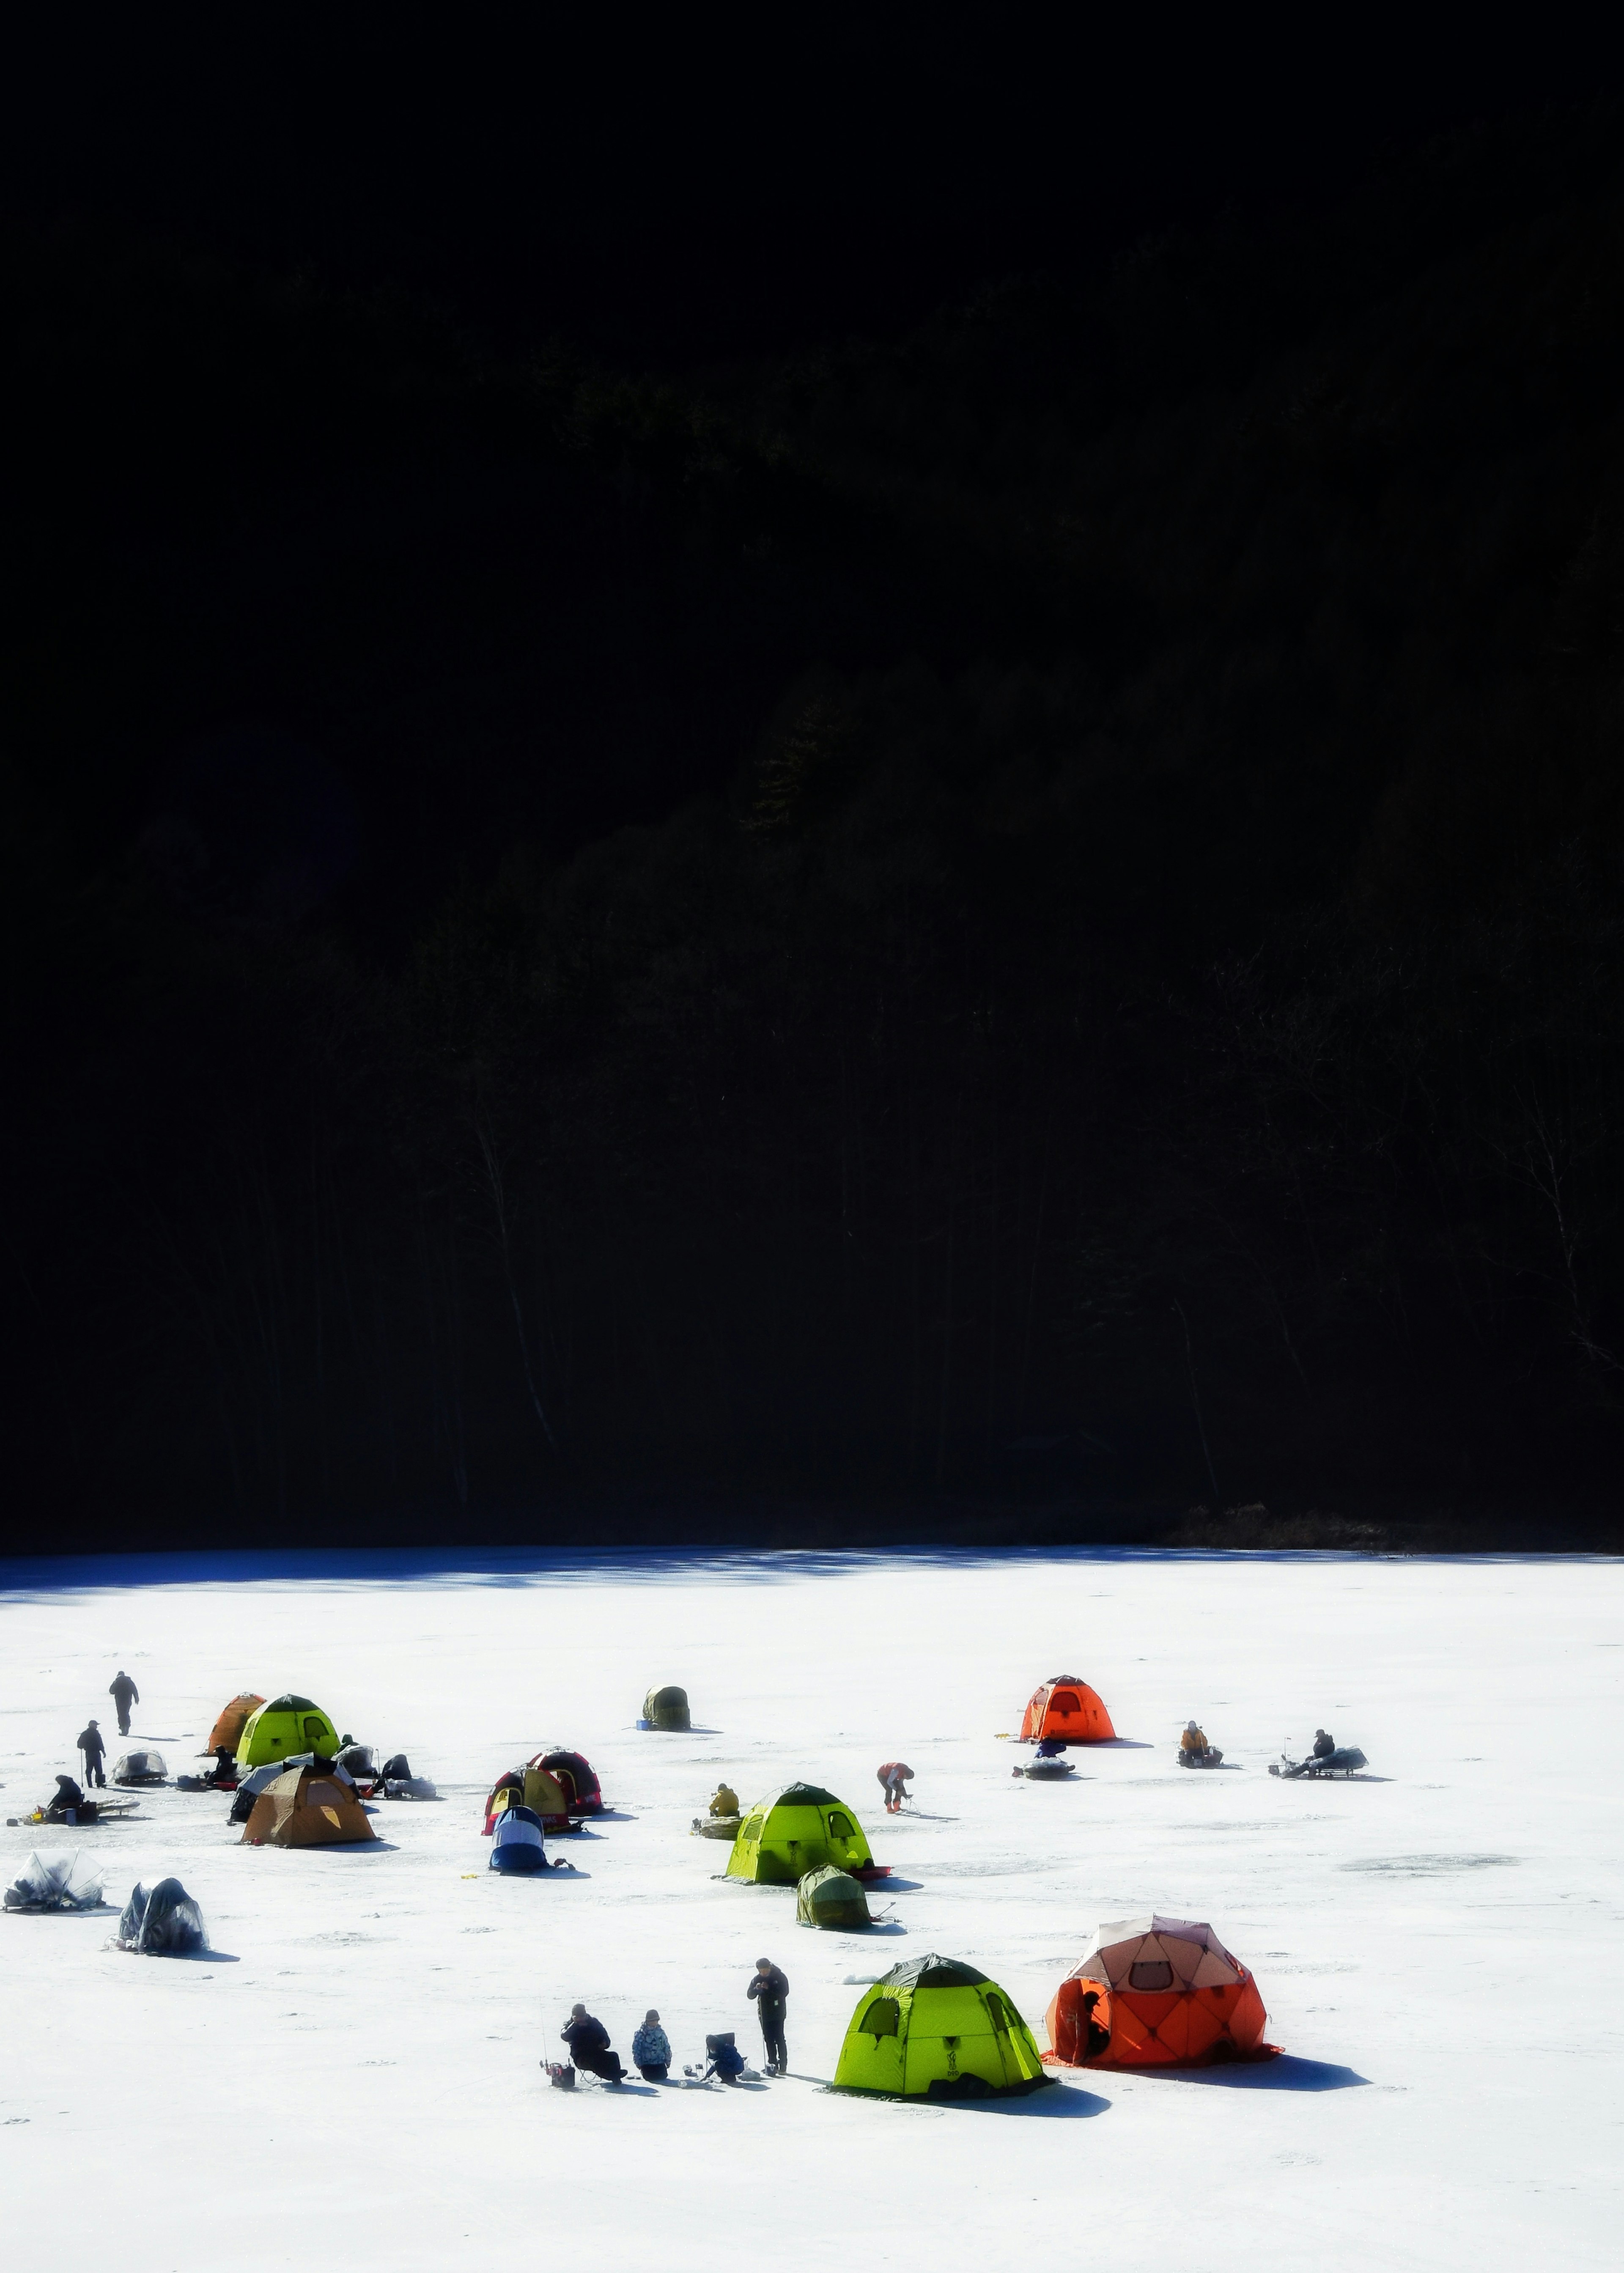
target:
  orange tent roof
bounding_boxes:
[1019,1676,1115,1743]
[1044,1915,1276,2069]
[205,1693,266,1755]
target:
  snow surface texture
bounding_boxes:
[0,1548,1616,2270]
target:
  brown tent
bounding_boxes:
[240,1765,377,1848]
[206,1693,266,1757]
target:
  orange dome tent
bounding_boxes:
[1045,1915,1276,2070]
[205,1694,266,1757]
[1019,1676,1115,1744]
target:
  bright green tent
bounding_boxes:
[725,1783,872,1885]
[643,1686,691,1731]
[237,1694,342,1768]
[796,1864,872,1930]
[833,1955,1053,2099]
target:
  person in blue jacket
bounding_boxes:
[632,2010,672,2080]
[694,2033,745,2084]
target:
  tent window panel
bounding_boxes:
[1053,1693,1079,1715]
[828,1812,855,1839]
[303,1718,326,1746]
[985,1994,1010,2034]
[1129,1960,1174,1991]
[863,1998,901,2038]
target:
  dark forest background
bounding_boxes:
[8,104,1624,1548]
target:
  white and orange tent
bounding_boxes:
[1044,1915,1276,2069]
[1019,1675,1115,1744]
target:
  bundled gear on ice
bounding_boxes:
[77,1723,107,1787]
[1271,1745,1368,1779]
[489,1804,554,1873]
[1019,1676,1115,1745]
[117,1877,206,1955]
[632,2013,672,2079]
[724,1784,878,1885]
[749,1959,789,2073]
[833,1956,1052,2100]
[560,2007,624,2083]
[643,1686,691,1731]
[178,1746,239,1792]
[4,1850,104,1911]
[112,1749,167,1785]
[376,1754,439,1800]
[1178,1722,1223,1768]
[1019,1752,1076,1779]
[796,1865,873,1931]
[1044,1915,1277,2070]
[545,2061,577,2089]
[109,1672,139,1736]
[236,1695,342,1768]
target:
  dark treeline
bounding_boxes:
[8,118,1624,1546]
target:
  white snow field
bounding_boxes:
[0,1548,1618,2270]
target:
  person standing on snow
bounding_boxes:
[77,1719,107,1787]
[748,1957,789,2075]
[109,1671,139,1737]
[876,1761,914,1812]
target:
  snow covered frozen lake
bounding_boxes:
[0,1547,1617,2270]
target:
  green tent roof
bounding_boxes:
[878,1954,989,1990]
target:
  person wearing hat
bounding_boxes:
[77,1719,107,1788]
[631,2009,672,2080]
[1180,1720,1209,1759]
[1311,1728,1336,1760]
[708,1783,741,1818]
[747,1957,789,2076]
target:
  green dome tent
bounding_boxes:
[643,1686,691,1730]
[833,1955,1052,2099]
[236,1695,342,1769]
[725,1783,873,1885]
[796,1864,872,1930]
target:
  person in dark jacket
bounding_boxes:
[109,1672,139,1737]
[748,1957,789,2075]
[1311,1729,1335,1760]
[77,1720,107,1788]
[561,2004,624,2084]
[1077,1988,1111,2061]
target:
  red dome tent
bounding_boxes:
[535,1749,603,1815]
[1019,1676,1115,1744]
[1045,1915,1276,2070]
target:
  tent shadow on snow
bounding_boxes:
[1156,2055,1369,2092]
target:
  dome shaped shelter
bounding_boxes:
[237,1695,342,1769]
[643,1686,691,1731]
[489,1804,551,1874]
[534,1749,602,1814]
[240,1765,376,1848]
[1045,1915,1275,2070]
[834,1956,1051,2099]
[204,1694,265,1758]
[725,1784,873,1885]
[1019,1676,1115,1745]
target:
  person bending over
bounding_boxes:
[561,2004,624,2084]
[632,2010,672,2080]
[876,1761,914,1812]
[748,1958,789,2076]
[694,2033,745,2085]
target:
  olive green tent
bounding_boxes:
[833,1955,1052,2099]
[643,1686,691,1731]
[725,1783,872,1884]
[796,1864,872,1930]
[236,1695,342,1769]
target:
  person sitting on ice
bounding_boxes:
[1077,1987,1112,2061]
[1036,1735,1067,1758]
[709,1783,741,1818]
[561,2004,624,2084]
[632,2010,672,2080]
[1311,1729,1336,1760]
[691,2032,746,2085]
[1180,1721,1209,1757]
[876,1761,914,1812]
[44,1773,91,1820]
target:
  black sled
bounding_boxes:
[1270,1746,1368,1779]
